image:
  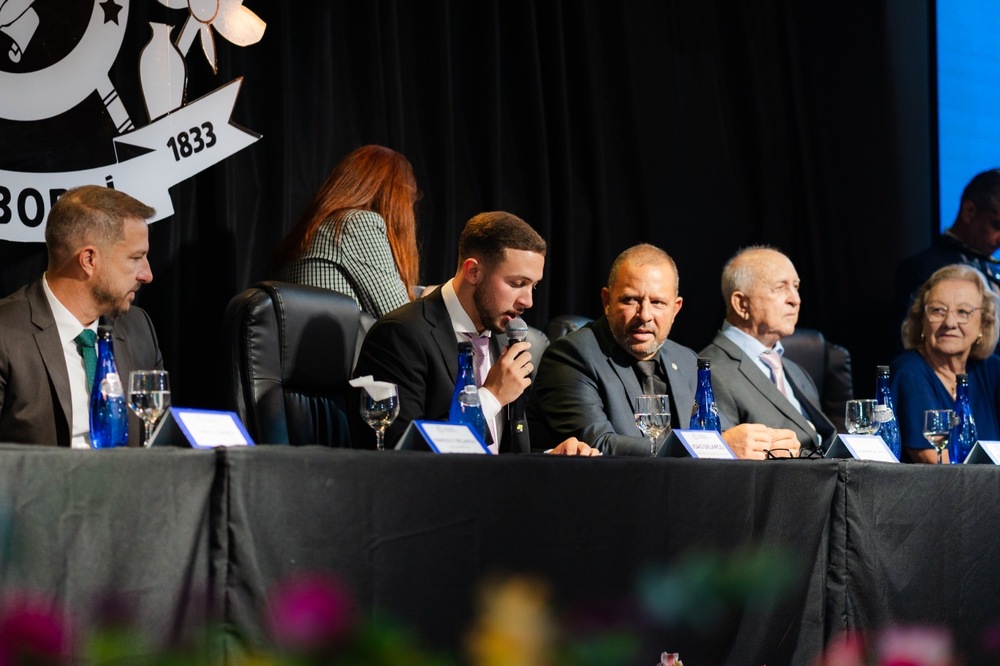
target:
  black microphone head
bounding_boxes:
[505,316,529,344]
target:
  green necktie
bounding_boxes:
[74,329,98,392]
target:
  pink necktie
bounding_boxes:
[466,333,490,387]
[759,350,792,400]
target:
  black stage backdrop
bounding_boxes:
[0,1,931,410]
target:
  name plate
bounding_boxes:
[825,434,898,462]
[150,407,254,449]
[395,420,492,454]
[657,429,736,459]
[964,440,1000,464]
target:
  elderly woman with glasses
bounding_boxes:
[891,264,1000,463]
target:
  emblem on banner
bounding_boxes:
[0,0,265,241]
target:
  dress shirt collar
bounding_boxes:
[42,273,97,343]
[441,278,492,341]
[721,321,786,373]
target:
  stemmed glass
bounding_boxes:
[634,394,671,456]
[360,384,400,451]
[128,370,170,447]
[923,409,955,465]
[845,399,879,435]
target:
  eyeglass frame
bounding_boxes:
[923,303,981,324]
[764,447,823,460]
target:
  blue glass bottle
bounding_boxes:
[457,385,487,443]
[689,357,721,432]
[90,324,128,448]
[449,342,486,441]
[874,365,902,460]
[948,373,977,464]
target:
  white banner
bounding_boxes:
[0,81,259,242]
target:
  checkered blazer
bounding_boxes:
[276,209,410,319]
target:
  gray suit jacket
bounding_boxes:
[528,316,732,455]
[700,331,835,452]
[0,279,163,447]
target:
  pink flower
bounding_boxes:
[0,594,73,666]
[877,626,953,666]
[265,572,355,651]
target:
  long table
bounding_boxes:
[0,446,997,664]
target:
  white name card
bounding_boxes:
[150,407,254,449]
[395,420,492,454]
[964,440,1000,464]
[826,434,898,462]
[658,429,736,459]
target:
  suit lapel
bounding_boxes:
[26,280,73,439]
[720,335,817,437]
[593,318,644,413]
[422,289,460,383]
[659,344,694,427]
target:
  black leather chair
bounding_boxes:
[545,314,593,341]
[781,327,854,432]
[224,280,374,446]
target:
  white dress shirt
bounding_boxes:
[721,321,807,417]
[440,279,503,452]
[42,274,97,449]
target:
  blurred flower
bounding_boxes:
[466,575,556,666]
[265,572,355,652]
[817,626,956,666]
[656,651,683,666]
[877,626,953,666]
[638,546,800,635]
[0,593,73,666]
[815,630,867,666]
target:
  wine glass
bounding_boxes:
[845,399,879,435]
[923,409,955,465]
[128,370,170,447]
[634,394,671,456]
[360,384,400,451]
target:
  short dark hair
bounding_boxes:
[46,185,155,263]
[960,168,1000,214]
[457,211,546,269]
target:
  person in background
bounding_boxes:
[352,211,597,456]
[0,185,163,447]
[528,243,800,458]
[271,144,421,319]
[700,246,836,455]
[891,264,1000,463]
[893,168,1000,354]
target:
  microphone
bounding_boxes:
[505,316,529,349]
[505,317,530,449]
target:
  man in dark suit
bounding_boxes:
[0,185,164,447]
[352,211,597,455]
[700,246,836,454]
[528,244,799,457]
[892,168,1000,355]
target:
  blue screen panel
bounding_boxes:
[936,0,1000,240]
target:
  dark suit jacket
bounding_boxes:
[0,279,164,447]
[700,331,836,452]
[528,316,731,455]
[351,287,529,452]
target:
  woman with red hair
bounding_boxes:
[271,145,420,319]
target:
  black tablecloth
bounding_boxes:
[2,446,999,665]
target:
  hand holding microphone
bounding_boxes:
[481,317,533,404]
[504,317,530,444]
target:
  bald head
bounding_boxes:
[722,246,801,348]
